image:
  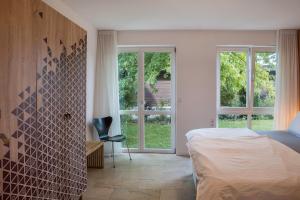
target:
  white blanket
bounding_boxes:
[186,128,300,200]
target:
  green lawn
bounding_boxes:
[122,119,274,149]
[121,121,171,149]
[218,119,274,130]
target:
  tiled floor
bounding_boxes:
[83,153,196,200]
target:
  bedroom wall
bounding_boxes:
[42,0,98,140]
[118,30,276,155]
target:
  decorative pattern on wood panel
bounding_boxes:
[0,36,87,200]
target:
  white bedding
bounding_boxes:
[186,128,300,200]
[186,128,258,141]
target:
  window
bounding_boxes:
[217,47,277,130]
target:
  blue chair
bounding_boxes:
[93,116,132,168]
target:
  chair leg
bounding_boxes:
[126,140,132,161]
[112,141,115,168]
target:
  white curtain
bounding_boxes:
[93,30,121,154]
[275,30,300,130]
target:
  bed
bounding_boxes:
[257,130,300,153]
[186,114,300,200]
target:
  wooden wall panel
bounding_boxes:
[33,1,87,199]
[0,0,37,197]
[299,30,300,110]
[0,0,87,199]
[0,0,10,140]
[0,0,36,147]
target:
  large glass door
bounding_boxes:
[118,47,175,153]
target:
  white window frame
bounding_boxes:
[118,46,176,153]
[216,46,276,128]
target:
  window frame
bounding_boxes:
[118,46,177,153]
[216,46,277,129]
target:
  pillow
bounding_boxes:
[288,112,300,137]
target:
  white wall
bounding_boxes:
[42,0,98,140]
[118,30,276,155]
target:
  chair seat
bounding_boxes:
[102,135,126,142]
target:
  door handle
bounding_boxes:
[63,113,72,120]
[0,133,9,145]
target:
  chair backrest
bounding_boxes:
[93,116,113,139]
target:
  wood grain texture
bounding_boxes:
[86,141,104,168]
[298,30,300,110]
[86,141,104,156]
[0,0,36,160]
[0,0,87,199]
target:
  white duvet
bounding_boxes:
[186,128,300,200]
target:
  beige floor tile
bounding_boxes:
[160,189,196,200]
[128,190,160,200]
[109,188,131,200]
[83,154,195,200]
[83,187,114,199]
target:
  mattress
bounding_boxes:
[187,128,300,200]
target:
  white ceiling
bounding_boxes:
[62,0,300,30]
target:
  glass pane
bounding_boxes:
[118,52,138,110]
[121,114,138,148]
[254,52,276,107]
[218,114,248,128]
[144,52,171,111]
[252,114,274,131]
[145,115,171,149]
[220,51,247,107]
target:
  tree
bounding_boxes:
[254,52,276,107]
[118,52,138,110]
[119,51,276,111]
[220,52,247,107]
[118,52,171,110]
[220,52,276,108]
